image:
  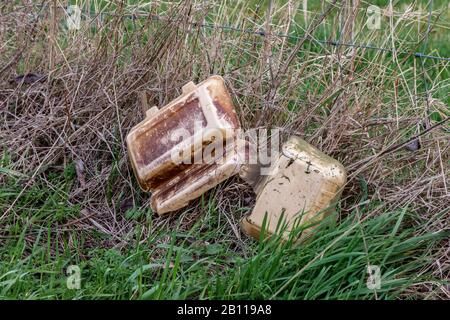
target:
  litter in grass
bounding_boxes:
[127,76,347,240]
[126,75,242,215]
[241,136,346,240]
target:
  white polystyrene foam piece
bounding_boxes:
[197,85,229,129]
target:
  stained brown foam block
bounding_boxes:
[241,136,347,240]
[151,141,245,214]
[126,75,242,214]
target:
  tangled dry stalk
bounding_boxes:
[0,0,448,298]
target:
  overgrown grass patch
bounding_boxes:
[0,0,448,299]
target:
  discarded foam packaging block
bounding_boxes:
[151,140,246,214]
[126,75,242,215]
[240,136,347,240]
[126,75,347,240]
